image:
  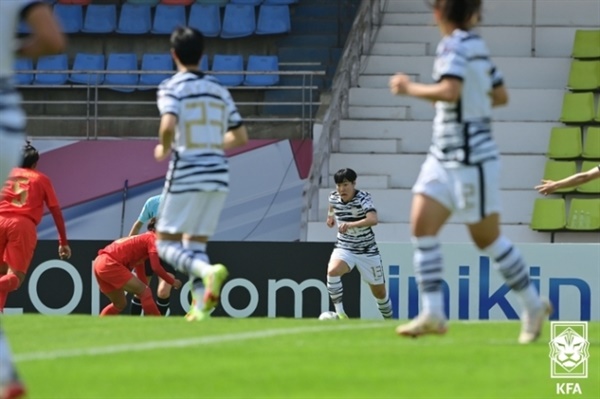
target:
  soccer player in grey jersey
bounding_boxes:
[326,168,393,319]
[389,0,550,343]
[153,27,248,321]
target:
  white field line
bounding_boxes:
[15,323,387,363]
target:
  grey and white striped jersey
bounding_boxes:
[329,190,379,255]
[430,29,503,165]
[157,71,243,193]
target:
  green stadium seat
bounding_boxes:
[567,60,600,91]
[543,160,577,193]
[583,127,600,159]
[547,127,582,159]
[530,198,566,231]
[566,198,600,231]
[559,92,595,123]
[572,30,600,59]
[577,161,600,194]
[596,100,600,123]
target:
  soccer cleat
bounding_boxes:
[184,307,210,322]
[336,312,349,320]
[396,313,448,338]
[202,264,229,312]
[1,382,26,399]
[518,297,553,344]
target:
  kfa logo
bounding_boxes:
[549,322,589,395]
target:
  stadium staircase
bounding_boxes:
[305,0,600,244]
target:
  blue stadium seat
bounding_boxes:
[14,59,34,85]
[244,55,279,86]
[69,53,105,85]
[117,3,152,34]
[82,4,117,33]
[255,5,290,35]
[200,55,209,71]
[188,4,221,37]
[263,0,297,4]
[139,53,174,87]
[53,4,83,33]
[126,0,159,4]
[221,4,255,38]
[34,54,69,85]
[152,5,186,34]
[105,53,139,92]
[194,0,229,6]
[230,0,263,5]
[211,54,244,86]
[17,20,31,34]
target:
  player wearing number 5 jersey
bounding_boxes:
[0,142,71,311]
[153,27,248,321]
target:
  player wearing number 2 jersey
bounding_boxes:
[0,142,71,311]
[153,27,248,321]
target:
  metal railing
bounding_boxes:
[18,69,325,139]
[300,0,384,240]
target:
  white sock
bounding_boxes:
[422,291,444,317]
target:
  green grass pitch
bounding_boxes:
[3,315,599,399]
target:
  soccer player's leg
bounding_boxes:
[131,264,153,315]
[0,324,26,399]
[327,249,352,319]
[358,255,393,319]
[0,217,35,311]
[156,277,172,316]
[123,277,160,316]
[0,132,24,185]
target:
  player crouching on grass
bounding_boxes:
[93,218,182,316]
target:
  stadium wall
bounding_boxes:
[5,242,597,321]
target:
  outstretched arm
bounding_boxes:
[390,74,462,103]
[535,166,600,195]
[17,3,66,59]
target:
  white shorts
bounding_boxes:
[157,191,227,236]
[330,248,385,285]
[412,155,502,224]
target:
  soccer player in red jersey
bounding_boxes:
[0,142,71,311]
[94,218,182,316]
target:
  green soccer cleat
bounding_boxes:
[337,312,349,320]
[202,264,229,312]
[185,306,210,322]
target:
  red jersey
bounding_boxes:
[98,232,174,285]
[0,168,60,226]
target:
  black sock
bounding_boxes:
[130,297,142,315]
[157,296,170,316]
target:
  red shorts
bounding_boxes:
[0,215,37,274]
[93,253,134,294]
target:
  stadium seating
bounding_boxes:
[596,101,600,123]
[221,4,256,38]
[530,198,566,231]
[546,127,582,159]
[572,30,600,59]
[567,60,600,91]
[152,5,187,34]
[126,0,160,4]
[69,53,106,85]
[17,20,31,34]
[105,53,139,92]
[34,54,69,85]
[200,55,209,71]
[117,3,152,34]
[577,161,600,194]
[566,198,600,230]
[263,0,297,4]
[53,4,83,33]
[559,92,595,123]
[542,160,578,193]
[230,0,263,5]
[139,53,174,87]
[57,0,91,4]
[582,127,600,159]
[14,59,34,85]
[211,54,244,86]
[82,4,117,33]
[244,55,279,86]
[255,5,291,35]
[160,0,194,5]
[189,4,221,37]
[194,0,229,6]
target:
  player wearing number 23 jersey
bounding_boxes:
[0,143,70,311]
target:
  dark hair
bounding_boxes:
[21,141,39,168]
[147,217,157,232]
[432,0,482,29]
[334,168,357,184]
[170,26,204,66]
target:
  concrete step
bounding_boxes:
[307,221,600,244]
[348,106,408,119]
[329,153,548,189]
[338,138,401,153]
[348,88,564,122]
[339,120,559,155]
[358,74,419,88]
[353,174,390,189]
[384,0,431,13]
[316,188,542,224]
[375,26,581,57]
[370,42,429,56]
[382,12,435,26]
[360,56,571,89]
